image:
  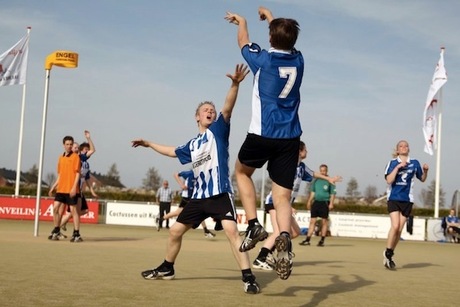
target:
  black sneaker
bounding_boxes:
[57,232,67,240]
[239,224,268,252]
[70,235,83,243]
[243,275,260,294]
[48,232,60,241]
[274,234,294,280]
[317,240,324,247]
[141,266,175,280]
[299,240,310,246]
[383,250,396,270]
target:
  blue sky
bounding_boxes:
[1,1,459,205]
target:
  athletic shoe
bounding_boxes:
[252,258,273,271]
[70,235,83,243]
[242,275,260,294]
[298,240,310,246]
[274,234,294,280]
[204,231,216,238]
[48,232,60,241]
[61,224,67,231]
[317,240,325,247]
[57,232,67,240]
[383,250,396,270]
[141,267,175,280]
[266,252,275,267]
[239,224,268,252]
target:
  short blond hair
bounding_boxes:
[195,101,215,123]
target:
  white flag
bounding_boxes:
[423,48,447,155]
[0,32,30,86]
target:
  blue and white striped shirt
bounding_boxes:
[175,114,233,199]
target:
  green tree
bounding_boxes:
[142,167,161,191]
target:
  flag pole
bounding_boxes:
[434,88,442,218]
[434,85,443,218]
[14,27,31,197]
[433,47,446,218]
[34,50,79,236]
[34,69,51,236]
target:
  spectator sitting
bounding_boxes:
[442,208,460,243]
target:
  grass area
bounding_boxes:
[1,219,458,307]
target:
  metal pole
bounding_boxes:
[34,69,51,236]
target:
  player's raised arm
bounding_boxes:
[221,64,249,122]
[225,12,250,49]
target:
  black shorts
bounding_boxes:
[310,201,330,219]
[387,200,413,217]
[179,197,190,208]
[55,193,78,206]
[238,133,300,189]
[176,193,237,228]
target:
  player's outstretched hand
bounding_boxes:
[258,6,273,21]
[131,139,149,148]
[226,63,249,84]
[224,12,243,25]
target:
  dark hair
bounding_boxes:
[299,141,306,151]
[62,136,74,144]
[269,18,300,50]
[79,142,90,151]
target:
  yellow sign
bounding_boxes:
[45,50,78,70]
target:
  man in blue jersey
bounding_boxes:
[383,140,428,270]
[225,6,304,280]
[131,64,261,294]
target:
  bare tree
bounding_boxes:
[346,177,360,200]
[420,180,445,208]
[363,185,378,204]
[142,167,161,191]
[27,164,39,176]
[45,172,56,186]
[106,163,120,181]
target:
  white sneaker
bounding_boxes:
[252,258,273,271]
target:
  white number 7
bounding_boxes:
[278,67,297,98]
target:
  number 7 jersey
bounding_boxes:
[242,43,304,139]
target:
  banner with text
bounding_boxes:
[105,202,262,231]
[0,196,99,223]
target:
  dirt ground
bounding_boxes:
[1,219,458,307]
